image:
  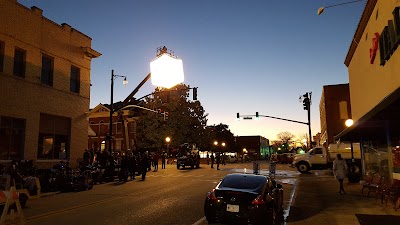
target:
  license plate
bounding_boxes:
[226,204,239,212]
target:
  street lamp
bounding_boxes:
[165,136,171,154]
[317,0,364,15]
[109,70,128,156]
[345,119,354,127]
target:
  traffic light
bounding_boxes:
[236,113,240,120]
[303,97,310,110]
[255,112,259,120]
[193,87,198,100]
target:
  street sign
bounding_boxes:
[243,117,253,120]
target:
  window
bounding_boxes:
[339,101,349,119]
[37,114,70,160]
[70,66,80,93]
[117,122,123,133]
[13,48,26,77]
[129,122,135,133]
[0,117,25,160]
[314,148,323,154]
[41,54,54,86]
[99,121,106,136]
[0,41,4,72]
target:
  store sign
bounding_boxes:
[379,7,400,66]
[370,33,379,64]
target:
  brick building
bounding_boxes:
[319,84,352,147]
[235,136,270,160]
[88,104,138,154]
[0,0,100,167]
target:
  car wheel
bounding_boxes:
[297,162,310,173]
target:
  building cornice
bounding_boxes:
[344,0,378,67]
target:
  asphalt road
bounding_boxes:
[20,162,299,225]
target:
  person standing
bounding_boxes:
[153,152,160,172]
[333,153,348,195]
[83,148,91,165]
[210,152,215,168]
[141,152,149,180]
[216,152,221,170]
[129,153,136,180]
[161,151,166,169]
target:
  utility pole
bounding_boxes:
[300,92,312,147]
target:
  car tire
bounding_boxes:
[205,214,217,224]
[297,162,310,173]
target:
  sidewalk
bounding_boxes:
[286,173,400,225]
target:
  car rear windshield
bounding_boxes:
[219,175,266,192]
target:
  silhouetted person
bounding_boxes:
[161,152,166,169]
[129,154,136,180]
[333,153,348,195]
[141,152,149,180]
[216,152,221,170]
[210,153,215,168]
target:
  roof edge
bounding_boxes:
[344,0,378,67]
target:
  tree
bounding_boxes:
[135,84,209,152]
[207,123,236,152]
[277,131,295,152]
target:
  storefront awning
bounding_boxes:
[335,87,400,142]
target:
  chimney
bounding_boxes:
[61,23,72,32]
[31,6,43,16]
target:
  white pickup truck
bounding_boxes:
[292,143,361,174]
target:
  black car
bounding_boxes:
[204,173,284,225]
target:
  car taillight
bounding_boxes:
[251,195,265,205]
[208,189,218,200]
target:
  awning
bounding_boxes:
[335,87,400,142]
[88,126,96,137]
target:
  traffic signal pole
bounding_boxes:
[237,91,313,147]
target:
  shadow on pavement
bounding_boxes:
[286,176,334,222]
[356,214,400,225]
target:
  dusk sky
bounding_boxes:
[19,0,365,141]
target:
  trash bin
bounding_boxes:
[253,162,260,175]
[348,172,361,183]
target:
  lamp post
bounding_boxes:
[109,70,128,156]
[165,136,171,155]
[317,0,364,15]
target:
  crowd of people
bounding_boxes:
[82,148,168,181]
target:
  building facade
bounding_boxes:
[336,0,399,182]
[319,84,352,147]
[0,0,100,167]
[88,104,138,154]
[235,136,270,160]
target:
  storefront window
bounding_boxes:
[0,117,25,160]
[37,114,70,160]
[363,141,389,177]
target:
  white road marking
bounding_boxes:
[192,216,206,225]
